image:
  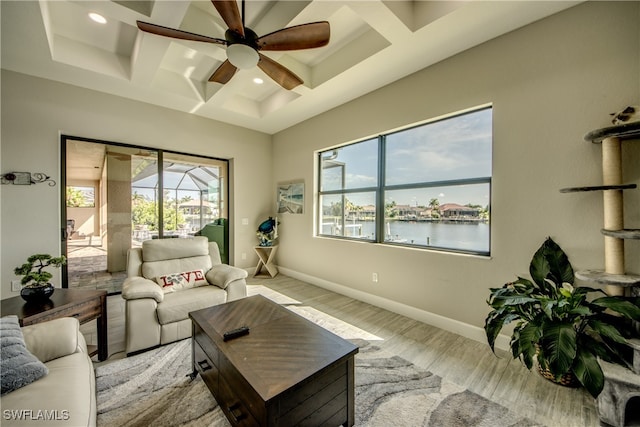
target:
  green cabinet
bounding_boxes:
[197,219,229,264]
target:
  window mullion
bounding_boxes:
[376,136,385,243]
[385,176,491,192]
[157,150,164,239]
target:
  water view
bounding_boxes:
[322,220,490,253]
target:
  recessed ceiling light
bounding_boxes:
[89,13,107,24]
[253,78,264,85]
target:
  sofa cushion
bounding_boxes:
[1,351,96,426]
[22,317,80,363]
[155,269,207,293]
[156,286,227,325]
[0,316,48,395]
[142,236,209,262]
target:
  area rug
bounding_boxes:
[96,338,542,426]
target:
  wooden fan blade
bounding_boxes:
[257,53,303,90]
[257,21,330,51]
[211,0,244,37]
[209,60,238,84]
[137,21,227,45]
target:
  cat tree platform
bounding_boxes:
[561,121,640,427]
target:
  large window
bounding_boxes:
[317,106,492,255]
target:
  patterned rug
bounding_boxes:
[96,338,542,426]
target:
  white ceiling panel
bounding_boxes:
[1,0,582,134]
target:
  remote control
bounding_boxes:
[223,326,250,341]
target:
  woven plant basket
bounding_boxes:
[537,364,581,388]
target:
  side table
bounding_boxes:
[253,244,279,278]
[1,288,108,361]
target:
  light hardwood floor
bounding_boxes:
[82,275,599,427]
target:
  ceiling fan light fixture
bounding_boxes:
[88,12,107,24]
[226,44,259,69]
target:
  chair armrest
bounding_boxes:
[22,317,80,363]
[226,279,247,301]
[206,264,248,289]
[127,247,143,277]
[122,276,164,303]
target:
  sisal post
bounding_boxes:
[601,136,625,296]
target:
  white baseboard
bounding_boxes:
[277,266,511,352]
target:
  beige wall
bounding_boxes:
[105,154,132,272]
[1,71,271,297]
[272,2,640,342]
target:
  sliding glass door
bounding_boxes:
[62,136,228,294]
[131,152,226,241]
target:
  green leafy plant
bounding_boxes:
[14,254,67,287]
[484,237,640,398]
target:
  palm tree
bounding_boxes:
[428,198,440,218]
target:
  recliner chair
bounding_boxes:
[121,236,247,355]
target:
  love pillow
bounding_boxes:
[155,269,207,293]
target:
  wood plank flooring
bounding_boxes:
[82,275,599,426]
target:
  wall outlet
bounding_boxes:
[241,218,249,226]
[372,272,378,283]
[241,252,247,260]
[11,280,21,292]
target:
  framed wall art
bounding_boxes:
[277,180,304,214]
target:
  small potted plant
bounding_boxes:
[484,237,640,398]
[14,254,66,302]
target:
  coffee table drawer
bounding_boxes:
[194,341,219,394]
[219,353,266,422]
[219,375,259,426]
[194,328,219,364]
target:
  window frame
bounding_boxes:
[316,106,492,256]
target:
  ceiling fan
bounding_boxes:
[137,0,330,90]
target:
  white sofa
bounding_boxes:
[1,317,96,427]
[122,236,247,355]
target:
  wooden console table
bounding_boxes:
[253,244,278,278]
[1,289,108,361]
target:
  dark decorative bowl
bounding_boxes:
[20,283,55,303]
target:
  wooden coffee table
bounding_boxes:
[1,288,108,361]
[189,295,358,426]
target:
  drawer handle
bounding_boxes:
[228,403,246,422]
[197,360,212,372]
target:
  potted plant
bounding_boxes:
[484,237,640,398]
[14,254,66,302]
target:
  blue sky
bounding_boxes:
[321,107,492,207]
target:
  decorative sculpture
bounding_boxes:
[257,217,278,246]
[1,172,56,186]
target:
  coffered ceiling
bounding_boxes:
[1,1,580,134]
